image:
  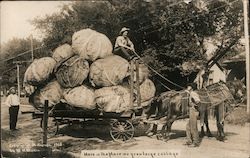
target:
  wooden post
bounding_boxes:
[130,60,135,108]
[30,34,34,61]
[16,64,20,98]
[43,100,49,145]
[135,60,141,107]
[0,76,2,153]
[243,0,250,114]
[13,61,32,98]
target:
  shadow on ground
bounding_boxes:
[169,129,238,140]
[54,120,151,140]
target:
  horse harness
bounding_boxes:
[158,82,235,121]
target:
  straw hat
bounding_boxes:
[9,87,16,91]
[9,87,16,93]
[119,27,130,35]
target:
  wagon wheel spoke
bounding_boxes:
[124,124,133,130]
[115,121,121,126]
[110,120,134,141]
[119,132,130,141]
[124,124,132,130]
[111,131,120,136]
[47,119,59,136]
[119,131,133,141]
[123,131,134,136]
[122,132,130,140]
[111,127,122,131]
[123,129,134,133]
[122,135,127,141]
[110,128,122,140]
[116,133,122,140]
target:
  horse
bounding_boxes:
[200,79,246,139]
[225,79,246,103]
[145,80,245,141]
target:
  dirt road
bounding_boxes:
[1,98,250,158]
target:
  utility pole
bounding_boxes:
[242,2,250,156]
[30,34,34,61]
[130,60,134,108]
[0,75,2,154]
[13,61,31,98]
[243,0,249,114]
[16,64,20,98]
[12,34,34,97]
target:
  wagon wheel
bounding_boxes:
[47,118,59,136]
[110,120,134,142]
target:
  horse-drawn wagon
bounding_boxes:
[23,28,246,144]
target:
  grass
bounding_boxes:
[225,106,250,125]
[20,97,30,105]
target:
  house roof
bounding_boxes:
[223,52,246,63]
[222,52,246,69]
[214,62,225,71]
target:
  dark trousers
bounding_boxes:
[114,47,135,61]
[9,106,19,130]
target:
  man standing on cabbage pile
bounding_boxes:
[114,27,136,61]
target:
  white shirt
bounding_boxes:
[185,90,201,105]
[190,91,201,104]
[115,36,134,49]
[5,94,20,107]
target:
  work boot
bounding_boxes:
[183,141,192,146]
[188,143,200,147]
[200,129,205,138]
[206,130,213,137]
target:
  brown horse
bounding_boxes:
[225,79,246,103]
[145,80,245,141]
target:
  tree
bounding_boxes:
[32,0,243,90]
[0,37,50,88]
[32,1,121,49]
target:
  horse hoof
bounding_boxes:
[147,132,154,137]
[216,136,225,142]
[156,134,163,140]
[216,137,221,141]
[200,131,205,138]
[164,137,170,142]
[207,133,213,137]
[200,134,205,138]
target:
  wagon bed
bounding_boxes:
[32,105,144,142]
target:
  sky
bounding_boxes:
[0,1,72,44]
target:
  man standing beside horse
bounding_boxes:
[185,83,201,147]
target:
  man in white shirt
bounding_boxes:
[5,87,20,130]
[114,27,136,60]
[185,83,201,147]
